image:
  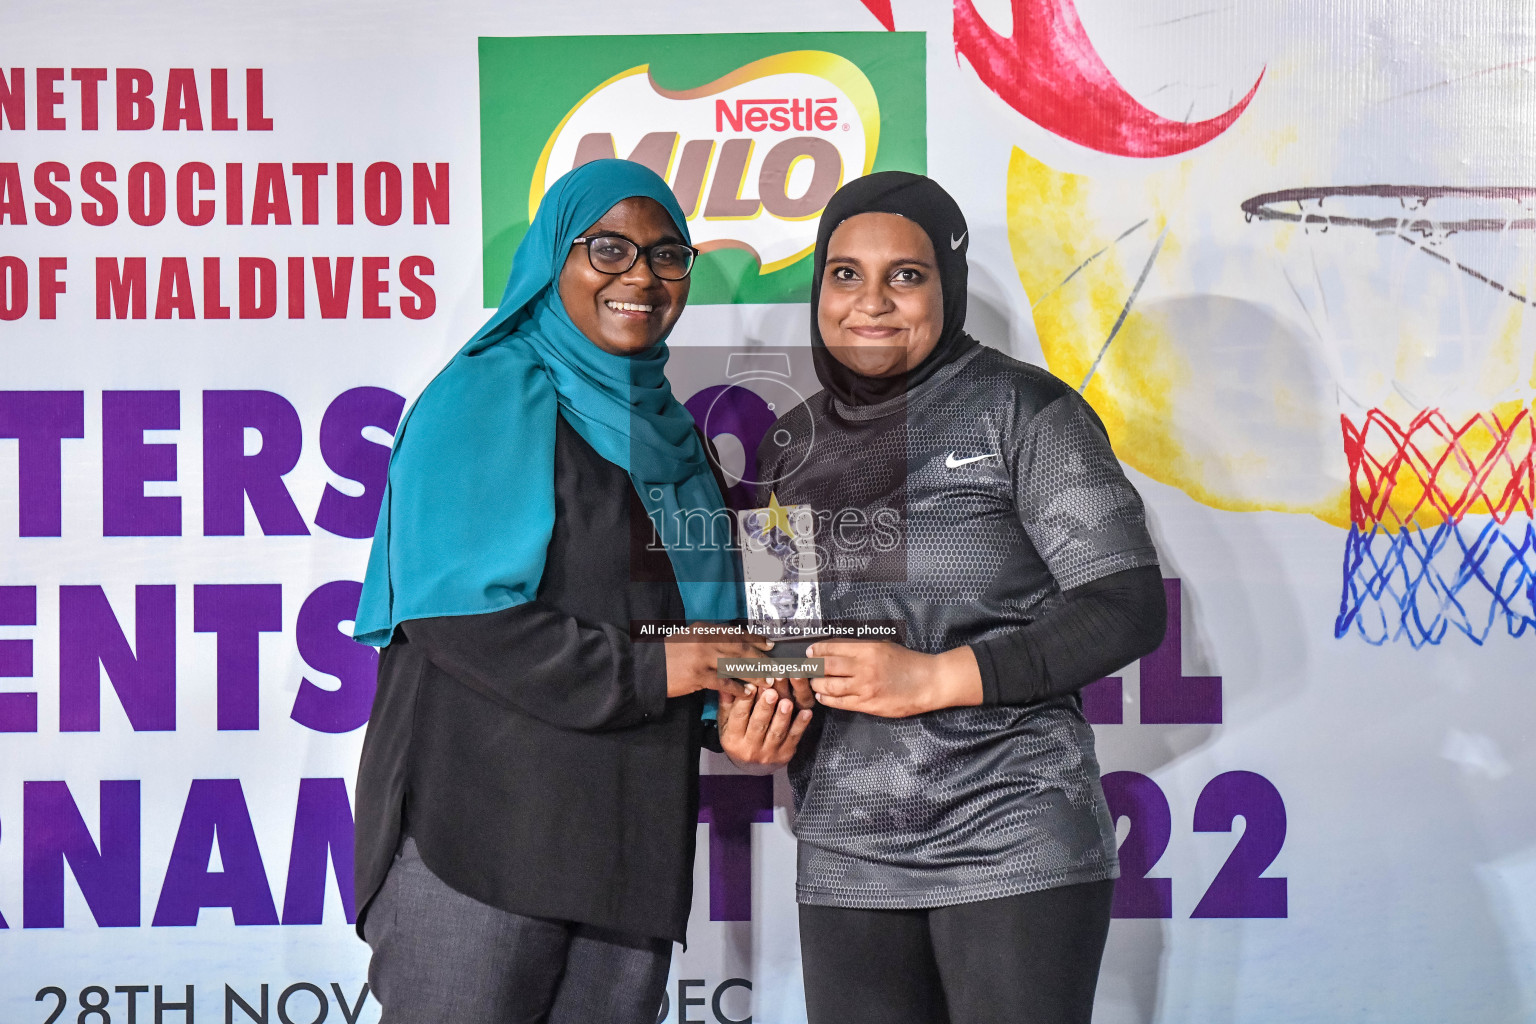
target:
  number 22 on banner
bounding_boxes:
[1105,770,1288,919]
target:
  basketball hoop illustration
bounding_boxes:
[1244,185,1536,645]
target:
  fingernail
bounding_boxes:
[744,684,756,695]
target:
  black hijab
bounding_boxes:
[810,171,980,407]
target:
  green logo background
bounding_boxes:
[479,32,926,306]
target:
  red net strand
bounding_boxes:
[1343,407,1536,529]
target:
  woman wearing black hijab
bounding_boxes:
[752,172,1167,1024]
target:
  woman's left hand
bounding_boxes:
[807,641,983,718]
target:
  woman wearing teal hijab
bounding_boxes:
[351,160,785,1022]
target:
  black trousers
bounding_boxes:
[798,879,1115,1024]
[365,837,672,1024]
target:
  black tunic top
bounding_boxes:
[353,412,708,943]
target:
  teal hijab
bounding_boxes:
[354,159,744,647]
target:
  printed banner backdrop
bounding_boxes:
[3,2,1535,1023]
[479,31,926,305]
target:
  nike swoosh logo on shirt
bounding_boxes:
[950,231,967,250]
[945,452,998,469]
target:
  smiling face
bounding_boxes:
[817,212,944,379]
[558,196,691,356]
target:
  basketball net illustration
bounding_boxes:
[1244,187,1536,645]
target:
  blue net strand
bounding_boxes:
[1337,519,1536,646]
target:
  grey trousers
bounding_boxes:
[365,837,673,1024]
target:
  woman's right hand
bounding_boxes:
[718,685,814,774]
[663,624,773,699]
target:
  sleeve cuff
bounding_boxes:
[970,633,1047,707]
[631,638,670,721]
[1051,549,1160,593]
[970,641,1003,706]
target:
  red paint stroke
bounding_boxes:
[859,0,896,30]
[1343,408,1536,529]
[954,0,1263,157]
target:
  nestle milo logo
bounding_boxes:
[481,32,926,305]
[714,97,840,133]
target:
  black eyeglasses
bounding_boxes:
[571,234,699,281]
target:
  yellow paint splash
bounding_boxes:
[1005,147,1536,534]
[1006,146,1354,526]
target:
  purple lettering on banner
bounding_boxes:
[290,580,376,733]
[0,391,85,536]
[1102,770,1173,918]
[102,390,182,536]
[683,385,777,509]
[22,779,141,927]
[281,777,356,924]
[1139,578,1222,724]
[202,390,310,536]
[1190,770,1288,918]
[152,778,279,926]
[59,585,176,732]
[0,585,38,732]
[696,774,774,921]
[193,584,283,730]
[314,386,405,539]
[1081,676,1123,724]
